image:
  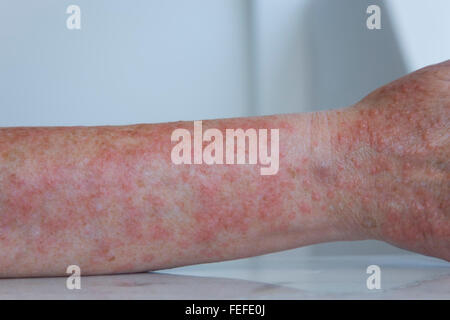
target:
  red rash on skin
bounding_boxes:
[311,191,321,202]
[0,62,449,277]
[171,119,300,257]
[331,62,449,258]
[2,115,353,277]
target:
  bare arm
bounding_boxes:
[0,61,449,277]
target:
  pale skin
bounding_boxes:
[0,61,449,278]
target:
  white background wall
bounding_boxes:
[0,0,449,261]
[386,0,450,71]
[0,0,252,126]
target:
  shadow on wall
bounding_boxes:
[302,0,407,111]
[298,0,409,255]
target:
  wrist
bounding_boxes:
[307,107,380,242]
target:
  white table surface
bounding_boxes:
[1,253,449,299]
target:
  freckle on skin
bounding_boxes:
[351,156,361,169]
[361,216,377,229]
[287,167,297,178]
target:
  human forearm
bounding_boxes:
[0,111,364,277]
